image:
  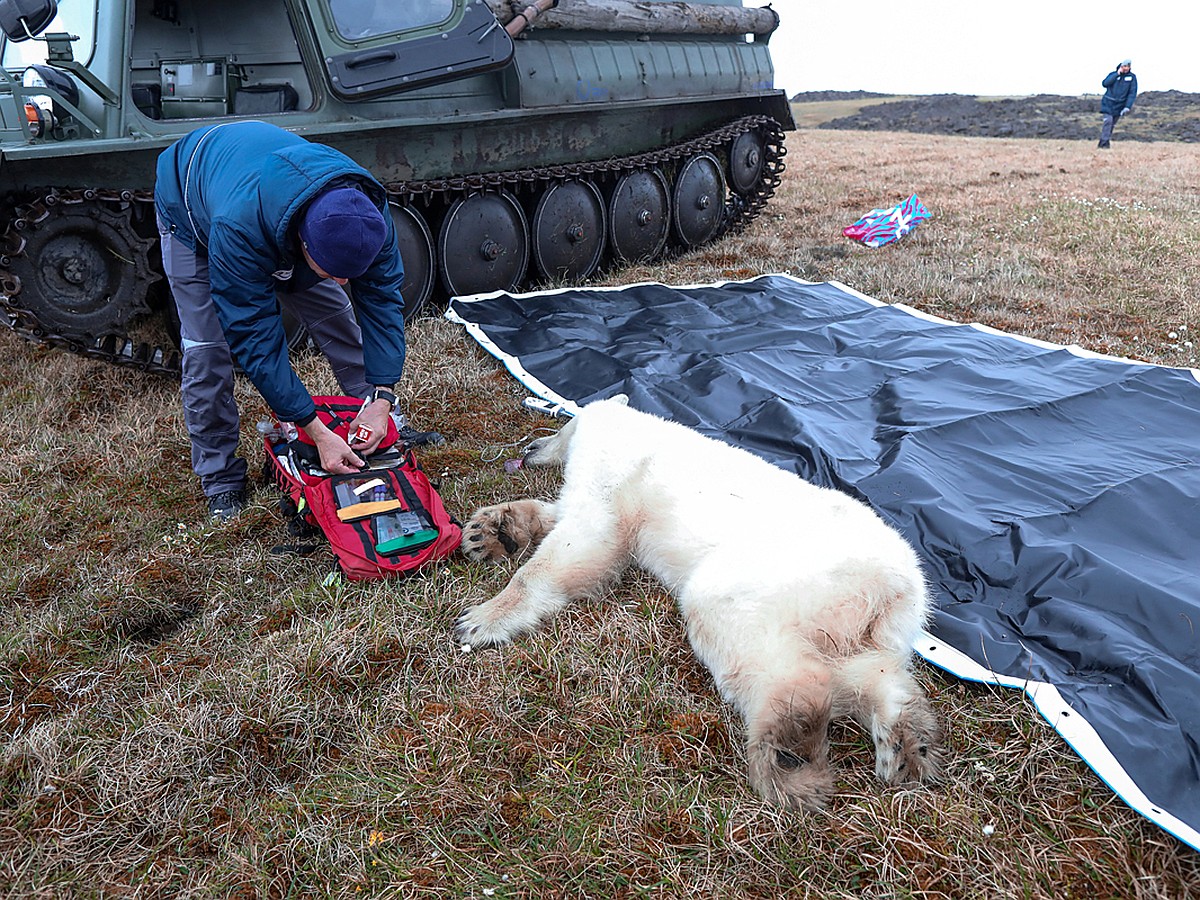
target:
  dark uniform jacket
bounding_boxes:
[155,122,406,424]
[1101,69,1138,116]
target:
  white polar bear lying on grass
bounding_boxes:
[457,395,941,809]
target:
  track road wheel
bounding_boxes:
[390,203,435,318]
[672,153,726,249]
[437,190,529,297]
[728,129,766,195]
[7,200,155,337]
[607,168,669,264]
[531,180,606,282]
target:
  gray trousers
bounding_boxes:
[1100,114,1117,143]
[157,218,370,497]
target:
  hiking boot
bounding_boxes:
[208,488,247,521]
[1098,140,1111,149]
[397,424,445,447]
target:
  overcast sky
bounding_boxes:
[764,1,1199,98]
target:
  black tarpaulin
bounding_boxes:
[446,274,1200,850]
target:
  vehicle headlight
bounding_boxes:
[20,65,82,138]
[21,68,54,110]
[22,64,79,112]
[20,69,54,137]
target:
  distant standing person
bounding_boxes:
[1098,59,1137,149]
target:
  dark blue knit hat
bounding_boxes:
[299,185,387,279]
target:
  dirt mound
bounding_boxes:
[790,90,891,103]
[813,91,1200,143]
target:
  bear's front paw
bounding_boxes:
[460,505,517,562]
[454,602,522,647]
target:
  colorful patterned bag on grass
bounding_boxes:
[843,193,930,247]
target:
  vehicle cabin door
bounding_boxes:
[305,0,513,100]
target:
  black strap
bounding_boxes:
[317,399,364,432]
[391,467,432,529]
[350,519,380,563]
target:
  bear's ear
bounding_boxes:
[611,393,630,406]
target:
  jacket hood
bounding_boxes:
[154,122,388,259]
[257,142,387,251]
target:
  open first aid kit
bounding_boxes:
[262,396,461,580]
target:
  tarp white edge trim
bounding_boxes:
[443,302,582,416]
[445,275,1200,849]
[917,632,1200,852]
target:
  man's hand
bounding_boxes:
[302,416,366,474]
[1121,107,1131,117]
[346,397,392,455]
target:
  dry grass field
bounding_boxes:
[2,127,1199,898]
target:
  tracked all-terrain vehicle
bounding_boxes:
[0,0,793,374]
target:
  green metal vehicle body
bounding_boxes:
[0,0,793,372]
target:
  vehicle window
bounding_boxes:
[2,0,98,67]
[328,0,454,41]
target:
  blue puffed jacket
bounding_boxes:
[154,121,406,424]
[1100,69,1137,116]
